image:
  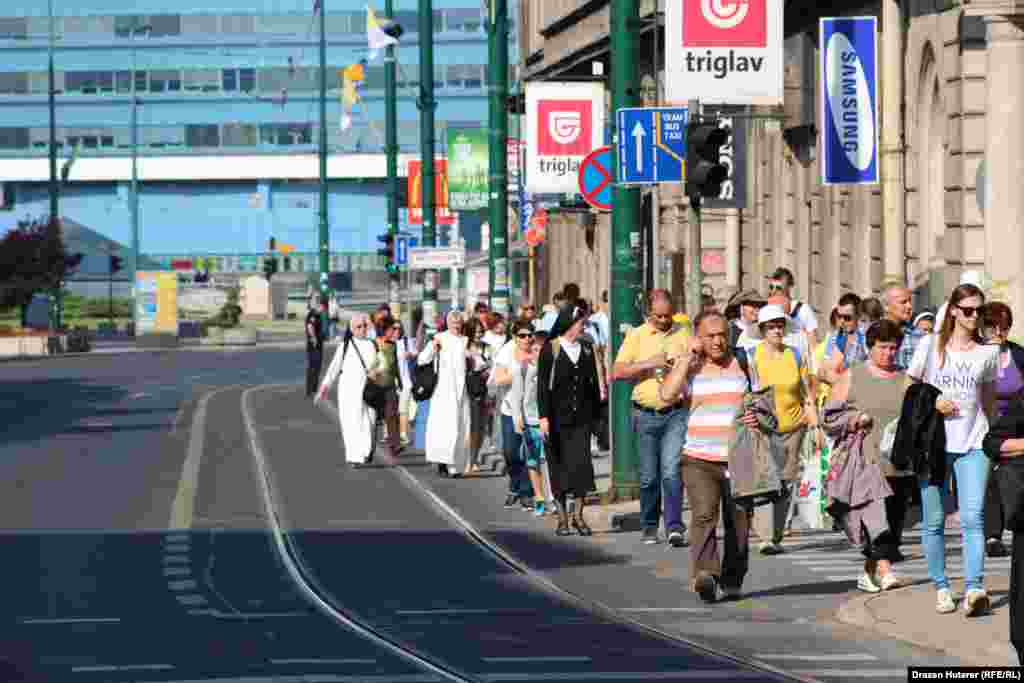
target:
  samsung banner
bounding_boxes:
[524,82,605,193]
[820,17,879,185]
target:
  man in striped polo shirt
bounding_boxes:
[660,311,758,603]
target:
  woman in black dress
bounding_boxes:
[538,300,603,536]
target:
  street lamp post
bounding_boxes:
[47,0,59,330]
[129,23,151,336]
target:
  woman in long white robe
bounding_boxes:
[317,313,379,465]
[418,311,471,476]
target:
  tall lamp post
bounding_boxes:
[47,0,59,329]
[129,23,152,335]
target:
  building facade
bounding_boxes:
[0,0,516,263]
[520,0,1024,319]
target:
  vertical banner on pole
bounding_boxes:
[820,17,879,186]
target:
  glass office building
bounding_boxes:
[0,1,515,264]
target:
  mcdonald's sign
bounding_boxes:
[407,159,455,225]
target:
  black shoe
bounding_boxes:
[988,538,1009,558]
[667,528,689,548]
[642,528,660,545]
[520,496,534,511]
[890,549,907,563]
[503,494,519,509]
[437,464,449,477]
[695,573,720,604]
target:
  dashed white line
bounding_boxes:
[167,579,198,591]
[163,555,189,564]
[164,543,190,553]
[616,607,712,614]
[755,653,878,662]
[163,567,191,577]
[19,617,121,625]
[72,663,174,673]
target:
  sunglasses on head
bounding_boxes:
[516,332,531,339]
[957,305,982,318]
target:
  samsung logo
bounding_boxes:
[825,32,875,172]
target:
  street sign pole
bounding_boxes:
[418,0,438,337]
[609,0,642,502]
[385,0,400,318]
[487,0,510,317]
[686,99,702,320]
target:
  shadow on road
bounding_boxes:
[0,378,132,448]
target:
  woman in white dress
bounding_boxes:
[419,310,472,477]
[316,313,379,466]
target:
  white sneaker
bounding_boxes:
[879,573,908,591]
[857,572,881,593]
[963,589,991,617]
[936,588,956,614]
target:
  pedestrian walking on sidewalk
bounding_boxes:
[980,302,1024,558]
[373,317,404,457]
[538,301,603,537]
[907,283,998,616]
[394,321,418,447]
[493,319,538,509]
[510,331,551,516]
[316,313,378,465]
[821,320,912,593]
[611,289,692,547]
[659,312,758,603]
[305,297,328,398]
[746,303,821,555]
[464,317,492,474]
[418,310,472,478]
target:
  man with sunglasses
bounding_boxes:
[767,267,819,352]
[612,289,692,547]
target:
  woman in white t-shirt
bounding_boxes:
[491,319,537,509]
[907,283,999,617]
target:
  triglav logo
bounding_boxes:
[548,111,582,145]
[684,0,766,48]
[537,99,592,156]
[702,0,749,29]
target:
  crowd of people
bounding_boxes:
[306,266,1024,662]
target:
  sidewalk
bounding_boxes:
[836,575,1017,667]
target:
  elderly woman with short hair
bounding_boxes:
[316,313,379,466]
[418,310,473,477]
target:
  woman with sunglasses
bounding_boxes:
[907,283,999,615]
[316,313,379,466]
[463,317,491,475]
[980,302,1024,558]
[822,293,868,375]
[492,319,539,509]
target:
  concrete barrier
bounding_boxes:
[0,335,67,358]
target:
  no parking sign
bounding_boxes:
[577,146,613,211]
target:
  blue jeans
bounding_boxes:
[635,407,689,532]
[919,449,992,592]
[502,414,533,498]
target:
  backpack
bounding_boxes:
[790,301,803,320]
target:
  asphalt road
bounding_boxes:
[0,346,970,682]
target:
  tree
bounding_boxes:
[0,217,82,327]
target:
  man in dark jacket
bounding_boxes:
[305,297,327,398]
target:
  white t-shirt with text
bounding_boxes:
[907,335,999,452]
[494,340,523,417]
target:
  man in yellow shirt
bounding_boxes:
[612,289,692,547]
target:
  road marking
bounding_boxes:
[163,555,189,565]
[482,657,592,664]
[617,608,712,614]
[130,392,150,399]
[169,384,242,530]
[167,579,198,591]
[478,673,781,681]
[165,532,189,543]
[790,670,906,679]
[72,663,174,673]
[163,567,190,577]
[176,595,208,606]
[270,658,378,665]
[129,676,442,683]
[19,617,121,625]
[396,609,536,616]
[164,543,190,553]
[755,654,877,662]
[170,401,189,436]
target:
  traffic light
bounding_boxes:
[109,254,123,274]
[686,117,730,201]
[263,256,278,280]
[377,233,398,274]
[268,236,276,252]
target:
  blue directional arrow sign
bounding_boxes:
[395,235,409,266]
[616,107,688,185]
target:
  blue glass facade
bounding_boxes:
[0,0,516,256]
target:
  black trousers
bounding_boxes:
[986,474,1006,541]
[863,476,914,561]
[306,348,323,396]
[1012,531,1024,664]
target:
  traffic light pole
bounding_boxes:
[686,99,702,319]
[47,0,60,330]
[317,0,330,332]
[385,0,401,318]
[418,0,438,336]
[487,0,510,317]
[609,0,642,501]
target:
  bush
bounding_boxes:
[66,329,91,352]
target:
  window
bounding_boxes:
[0,72,28,94]
[325,13,352,34]
[149,14,181,37]
[0,18,28,40]
[222,123,258,147]
[433,9,445,32]
[186,124,220,148]
[116,71,132,93]
[181,15,218,35]
[0,127,28,149]
[150,70,181,93]
[221,14,255,34]
[135,70,148,93]
[260,123,311,146]
[434,66,444,90]
[363,65,385,90]
[114,15,147,38]
[222,68,237,92]
[82,136,99,150]
[66,71,113,94]
[393,11,417,33]
[101,135,114,148]
[465,64,483,89]
[239,68,255,93]
[447,8,483,33]
[184,69,220,92]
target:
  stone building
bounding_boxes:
[520,0,1024,317]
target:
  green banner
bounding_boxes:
[447,128,489,210]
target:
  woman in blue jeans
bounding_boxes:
[907,283,999,616]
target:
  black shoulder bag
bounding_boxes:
[347,339,389,414]
[411,346,440,402]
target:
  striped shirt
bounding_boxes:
[682,361,749,463]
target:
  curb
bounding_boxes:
[833,589,1017,666]
[0,340,306,362]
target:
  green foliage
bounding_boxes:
[201,285,243,331]
[0,217,83,322]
